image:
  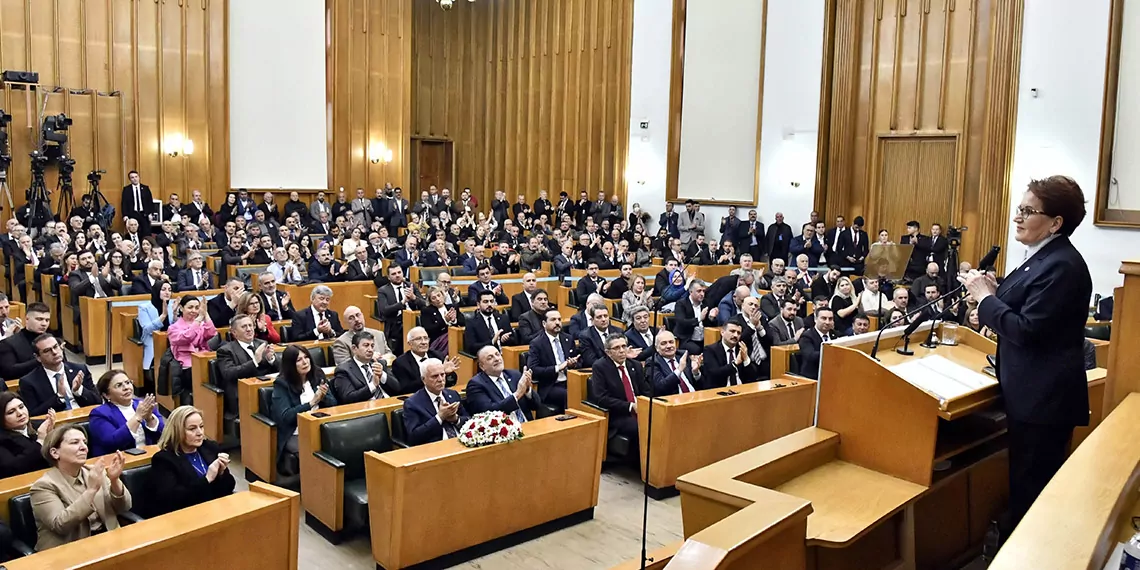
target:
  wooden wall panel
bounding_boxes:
[816,0,1021,267]
[409,0,633,212]
[0,0,227,231]
[327,0,412,197]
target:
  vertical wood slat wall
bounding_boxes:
[0,0,227,230]
[327,0,413,197]
[409,0,633,211]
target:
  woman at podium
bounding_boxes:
[960,175,1092,535]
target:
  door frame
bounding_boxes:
[409,136,456,194]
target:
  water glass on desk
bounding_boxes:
[940,322,959,346]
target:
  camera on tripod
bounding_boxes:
[87,169,105,184]
[947,225,966,247]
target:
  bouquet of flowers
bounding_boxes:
[457,411,524,448]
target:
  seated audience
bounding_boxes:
[464,290,515,356]
[390,327,460,395]
[291,285,344,342]
[31,426,131,551]
[650,331,703,395]
[332,305,390,366]
[703,318,760,387]
[0,302,53,381]
[217,314,280,393]
[577,304,623,364]
[88,370,164,456]
[176,251,213,291]
[514,289,550,346]
[332,331,398,404]
[207,278,245,328]
[168,296,219,390]
[150,406,235,516]
[859,277,892,316]
[421,286,464,353]
[235,291,280,343]
[798,306,836,380]
[527,309,581,411]
[465,346,537,421]
[402,358,470,446]
[623,306,657,363]
[0,392,52,478]
[138,284,178,373]
[590,334,650,455]
[258,272,296,321]
[829,277,859,335]
[849,313,871,336]
[271,346,337,477]
[19,334,100,416]
[621,275,654,325]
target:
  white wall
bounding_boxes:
[229,0,328,190]
[627,0,823,242]
[1010,0,1140,295]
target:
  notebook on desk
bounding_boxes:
[888,354,998,409]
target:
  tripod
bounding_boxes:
[26,163,52,232]
[84,171,112,229]
[54,170,75,222]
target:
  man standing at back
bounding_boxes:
[121,170,154,232]
[677,200,705,250]
[672,280,708,355]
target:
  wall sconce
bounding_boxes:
[369,145,394,164]
[167,136,194,158]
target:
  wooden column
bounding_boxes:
[816,0,862,218]
[973,0,1024,268]
[1105,260,1140,414]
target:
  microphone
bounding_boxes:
[869,245,1001,360]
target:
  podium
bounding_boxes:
[670,324,1106,570]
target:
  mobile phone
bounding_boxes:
[311,412,330,418]
[555,414,575,421]
[124,448,147,456]
[397,395,409,401]
[716,391,731,396]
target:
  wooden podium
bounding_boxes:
[670,324,1105,570]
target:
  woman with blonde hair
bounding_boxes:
[829,276,860,335]
[150,406,235,516]
[235,291,280,343]
[621,274,654,325]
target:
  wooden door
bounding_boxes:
[875,137,957,238]
[412,139,454,194]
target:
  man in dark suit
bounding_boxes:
[176,253,213,292]
[402,359,470,446]
[797,307,836,380]
[377,266,421,355]
[527,309,582,411]
[837,216,871,275]
[207,278,245,328]
[575,262,610,301]
[766,298,805,347]
[120,170,154,231]
[0,303,52,381]
[962,182,1092,532]
[345,248,384,285]
[465,346,538,422]
[576,304,623,364]
[901,221,931,281]
[658,202,680,239]
[18,334,100,416]
[130,260,169,295]
[703,318,760,387]
[927,223,950,270]
[216,315,280,413]
[823,215,848,267]
[811,266,842,302]
[509,273,541,322]
[390,327,459,395]
[650,330,703,395]
[671,281,708,356]
[465,290,514,356]
[291,285,344,342]
[332,331,399,404]
[789,224,825,268]
[68,251,117,299]
[307,247,347,283]
[515,289,551,346]
[910,262,943,304]
[393,237,421,273]
[736,209,766,261]
[623,306,657,364]
[765,212,794,264]
[467,265,509,306]
[257,272,295,322]
[589,333,651,450]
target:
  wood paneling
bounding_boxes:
[816,0,1022,267]
[875,136,957,238]
[0,0,228,230]
[409,0,633,211]
[327,0,412,198]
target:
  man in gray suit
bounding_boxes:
[0,292,20,340]
[332,305,390,365]
[765,298,805,346]
[677,199,706,250]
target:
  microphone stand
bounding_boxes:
[921,293,967,349]
[870,283,965,360]
[640,363,656,569]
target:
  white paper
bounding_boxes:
[887,355,998,408]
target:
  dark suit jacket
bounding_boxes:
[464,310,514,355]
[736,220,765,249]
[702,341,759,387]
[589,358,650,429]
[0,330,42,381]
[129,274,160,296]
[789,236,825,267]
[515,310,545,346]
[121,184,154,221]
[332,358,389,404]
[403,388,469,446]
[216,340,280,387]
[671,296,702,344]
[150,440,236,517]
[260,290,295,321]
[378,283,423,331]
[422,305,463,341]
[18,363,100,416]
[575,276,606,301]
[465,369,536,418]
[67,269,117,300]
[393,248,420,272]
[527,332,581,400]
[176,268,213,292]
[927,235,949,268]
[901,234,931,278]
[0,427,48,479]
[767,315,805,346]
[510,292,534,322]
[760,293,786,321]
[206,295,236,329]
[306,259,345,283]
[797,328,835,380]
[624,327,657,363]
[576,325,623,365]
[837,228,870,264]
[978,236,1091,425]
[290,307,344,342]
[389,349,454,395]
[811,277,837,302]
[467,280,509,306]
[650,353,702,396]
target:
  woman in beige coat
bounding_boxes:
[29,425,131,550]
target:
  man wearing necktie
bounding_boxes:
[18,334,99,416]
[216,315,281,412]
[797,307,836,380]
[332,331,397,404]
[703,317,759,388]
[590,334,651,459]
[465,290,514,356]
[650,331,703,395]
[465,346,537,423]
[403,359,470,446]
[120,170,154,232]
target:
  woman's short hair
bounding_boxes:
[1027,175,1087,237]
[96,369,131,397]
[42,425,87,466]
[235,291,262,318]
[157,406,204,454]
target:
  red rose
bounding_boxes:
[465,431,473,438]
[499,427,509,437]
[489,419,499,427]
[504,418,513,426]
[478,426,484,433]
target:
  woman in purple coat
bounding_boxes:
[88,370,164,457]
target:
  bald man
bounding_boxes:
[650,331,703,395]
[332,305,390,366]
[510,272,542,321]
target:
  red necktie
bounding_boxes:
[671,359,690,393]
[619,364,636,408]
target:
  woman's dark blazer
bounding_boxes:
[149,439,236,516]
[421,305,466,341]
[269,369,337,456]
[0,428,47,478]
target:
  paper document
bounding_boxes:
[887,355,998,409]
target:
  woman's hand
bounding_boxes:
[36,409,56,442]
[105,451,124,483]
[310,383,328,407]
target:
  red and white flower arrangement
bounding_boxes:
[457,411,524,448]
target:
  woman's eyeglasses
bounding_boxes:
[1014,205,1048,219]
